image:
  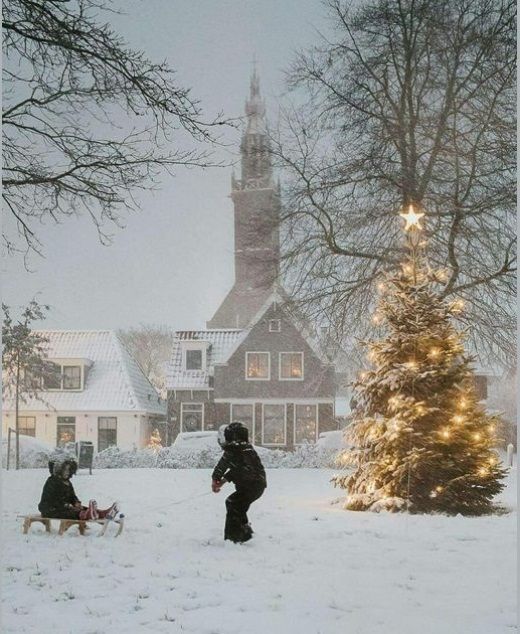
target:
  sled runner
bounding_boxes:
[21,514,124,537]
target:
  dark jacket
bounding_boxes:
[212,442,267,490]
[38,460,80,517]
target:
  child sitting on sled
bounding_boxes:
[212,422,266,543]
[38,458,120,521]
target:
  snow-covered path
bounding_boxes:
[2,468,517,634]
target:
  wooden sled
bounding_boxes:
[21,514,124,537]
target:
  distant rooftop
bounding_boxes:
[3,330,165,414]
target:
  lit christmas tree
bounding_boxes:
[334,205,506,515]
[147,428,163,452]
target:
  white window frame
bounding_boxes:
[293,403,319,445]
[245,351,271,381]
[268,319,281,332]
[180,402,205,432]
[261,403,287,446]
[43,363,84,391]
[62,365,82,390]
[279,352,304,381]
[185,349,203,371]
[18,416,36,437]
[230,403,255,440]
[98,416,118,452]
[181,342,208,372]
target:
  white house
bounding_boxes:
[2,330,166,451]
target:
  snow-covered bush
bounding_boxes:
[1,435,75,469]
[3,430,349,470]
[93,446,159,469]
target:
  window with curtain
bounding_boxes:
[294,404,317,444]
[280,352,304,380]
[98,417,117,452]
[18,416,36,437]
[262,404,285,445]
[246,352,270,379]
[230,403,254,439]
[57,417,76,446]
[63,366,81,389]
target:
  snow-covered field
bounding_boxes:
[2,467,517,634]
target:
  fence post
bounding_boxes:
[6,428,12,471]
[506,443,514,468]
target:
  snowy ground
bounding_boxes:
[2,468,517,634]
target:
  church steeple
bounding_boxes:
[207,70,281,330]
[237,68,273,189]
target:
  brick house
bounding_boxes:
[167,71,337,449]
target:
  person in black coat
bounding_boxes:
[38,458,119,520]
[212,422,266,543]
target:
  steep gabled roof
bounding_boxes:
[167,329,246,389]
[219,290,333,367]
[3,330,165,414]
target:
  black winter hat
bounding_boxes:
[227,421,249,442]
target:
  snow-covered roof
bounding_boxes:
[167,329,245,389]
[3,330,165,415]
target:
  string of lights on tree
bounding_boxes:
[333,204,506,515]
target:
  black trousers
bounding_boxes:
[224,484,265,542]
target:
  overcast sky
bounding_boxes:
[2,0,331,332]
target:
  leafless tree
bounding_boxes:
[2,0,230,261]
[272,0,516,368]
[118,324,174,398]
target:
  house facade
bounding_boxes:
[167,71,337,449]
[2,330,166,451]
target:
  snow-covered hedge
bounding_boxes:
[1,435,75,469]
[92,442,341,470]
[3,430,348,470]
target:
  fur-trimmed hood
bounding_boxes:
[48,458,78,477]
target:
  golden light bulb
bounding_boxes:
[478,467,487,477]
[377,282,386,292]
[452,415,464,424]
[359,371,368,380]
[452,299,464,312]
[435,485,443,493]
[459,398,468,409]
[487,424,495,433]
[473,433,482,441]
[489,456,497,466]
[441,429,451,439]
[428,347,441,359]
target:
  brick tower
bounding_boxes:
[207,70,281,329]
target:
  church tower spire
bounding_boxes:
[238,67,272,189]
[207,70,281,329]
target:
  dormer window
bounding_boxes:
[181,341,208,372]
[186,349,203,370]
[41,359,89,391]
[63,366,81,389]
[43,362,61,389]
[269,319,281,332]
